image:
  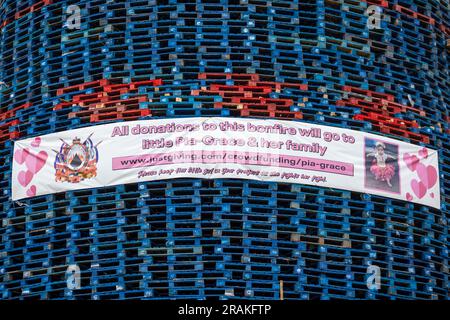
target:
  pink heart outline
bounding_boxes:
[416,163,438,189]
[418,148,428,159]
[18,170,33,187]
[25,150,48,174]
[31,137,42,148]
[26,185,37,197]
[14,148,30,165]
[411,179,427,199]
[403,153,419,172]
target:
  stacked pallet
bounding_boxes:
[0,0,448,300]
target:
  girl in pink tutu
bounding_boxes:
[367,142,397,188]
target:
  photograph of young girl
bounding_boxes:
[364,138,400,193]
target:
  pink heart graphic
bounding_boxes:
[416,163,438,189]
[18,170,33,187]
[14,148,30,165]
[430,193,435,198]
[403,153,419,172]
[26,185,37,197]
[418,148,428,159]
[406,193,413,201]
[31,137,41,148]
[25,151,48,174]
[411,179,427,199]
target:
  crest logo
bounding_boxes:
[54,134,100,183]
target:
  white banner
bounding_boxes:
[11,117,440,208]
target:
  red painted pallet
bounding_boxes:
[214,101,302,120]
[14,0,53,19]
[392,4,435,25]
[192,74,305,121]
[55,79,161,113]
[342,86,395,102]
[362,0,389,8]
[0,0,53,30]
[58,78,162,98]
[337,97,402,116]
[68,104,147,119]
[439,24,450,37]
[209,84,273,94]
[55,94,148,110]
[230,97,294,107]
[369,123,430,144]
[198,73,307,92]
[252,81,308,91]
[354,112,419,129]
[104,79,163,93]
[0,119,20,145]
[72,92,106,104]
[129,79,163,90]
[88,96,147,109]
[0,131,19,145]
[90,109,151,123]
[337,96,426,118]
[381,99,426,117]
[363,1,437,27]
[53,101,75,111]
[337,85,430,144]
[239,109,303,120]
[0,103,31,121]
[214,102,281,112]
[0,119,19,134]
[56,79,109,96]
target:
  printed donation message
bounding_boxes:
[11,117,440,209]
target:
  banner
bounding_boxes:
[11,117,440,208]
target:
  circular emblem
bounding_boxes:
[66,141,89,171]
[55,134,100,184]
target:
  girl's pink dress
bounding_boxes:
[370,158,395,181]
